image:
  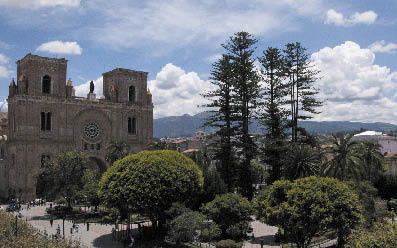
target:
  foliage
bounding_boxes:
[165,202,191,221]
[255,176,362,248]
[200,166,228,204]
[147,138,168,150]
[77,169,101,209]
[325,133,362,181]
[250,162,268,185]
[359,141,384,183]
[36,152,90,206]
[215,239,240,248]
[0,211,82,248]
[202,54,239,191]
[345,180,378,226]
[259,47,288,183]
[104,140,130,165]
[99,150,203,227]
[167,211,205,244]
[282,144,323,180]
[374,175,397,200]
[222,31,261,199]
[201,222,222,242]
[346,222,397,248]
[283,42,322,142]
[201,193,253,237]
[55,197,68,206]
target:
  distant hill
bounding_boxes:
[153,112,397,138]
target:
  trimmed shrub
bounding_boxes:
[215,239,239,248]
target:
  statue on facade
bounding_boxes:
[89,81,94,93]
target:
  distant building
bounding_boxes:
[353,131,397,155]
[353,131,397,176]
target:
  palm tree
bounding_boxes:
[325,134,362,181]
[105,141,130,165]
[283,144,323,180]
[359,141,384,183]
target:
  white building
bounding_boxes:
[353,131,397,155]
[353,131,397,175]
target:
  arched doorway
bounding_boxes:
[87,157,108,177]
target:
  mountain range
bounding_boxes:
[153,112,397,138]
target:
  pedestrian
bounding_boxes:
[76,224,79,233]
[57,224,60,235]
[128,236,135,248]
[50,218,53,227]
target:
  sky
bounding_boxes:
[0,0,397,123]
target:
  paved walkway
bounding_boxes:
[243,220,280,248]
[1,203,130,248]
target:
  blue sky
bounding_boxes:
[0,0,397,123]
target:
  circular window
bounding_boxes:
[84,122,100,139]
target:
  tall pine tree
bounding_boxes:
[223,32,261,199]
[259,47,288,183]
[202,54,239,191]
[283,42,322,143]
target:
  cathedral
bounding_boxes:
[0,53,153,201]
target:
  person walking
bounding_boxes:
[50,218,53,227]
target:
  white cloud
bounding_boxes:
[0,53,11,78]
[311,41,397,124]
[369,40,397,54]
[149,63,214,118]
[36,41,82,55]
[0,53,9,64]
[0,0,80,9]
[74,77,103,97]
[325,9,377,27]
[205,54,222,63]
[87,0,325,50]
[0,66,10,78]
[0,40,11,50]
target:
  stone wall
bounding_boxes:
[1,54,153,200]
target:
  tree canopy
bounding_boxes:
[255,176,362,248]
[99,150,203,226]
[36,151,91,206]
[105,140,130,165]
[346,222,397,248]
[201,193,253,238]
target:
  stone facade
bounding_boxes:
[0,54,153,200]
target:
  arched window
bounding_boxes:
[42,75,51,94]
[129,86,135,102]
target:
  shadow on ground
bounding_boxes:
[249,234,279,246]
[29,214,52,221]
[92,233,123,248]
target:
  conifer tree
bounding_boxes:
[259,47,288,183]
[223,32,261,199]
[283,42,322,142]
[202,54,239,191]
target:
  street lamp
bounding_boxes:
[14,213,18,236]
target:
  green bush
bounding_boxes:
[215,239,239,248]
[346,222,397,247]
[100,150,204,227]
[201,193,253,237]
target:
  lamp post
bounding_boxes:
[15,214,18,236]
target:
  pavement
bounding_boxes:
[243,220,280,248]
[1,203,133,248]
